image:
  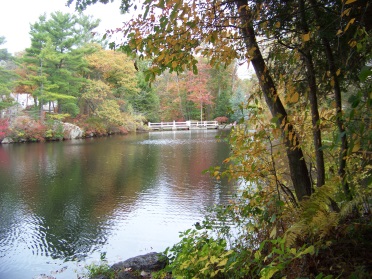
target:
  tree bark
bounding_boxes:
[298,0,325,188]
[236,0,312,201]
[308,0,352,200]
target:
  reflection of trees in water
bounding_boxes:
[148,130,235,210]
[0,131,234,262]
[0,135,162,261]
[27,138,159,260]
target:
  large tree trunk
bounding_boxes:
[298,0,325,188]
[236,0,312,201]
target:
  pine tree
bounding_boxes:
[19,12,100,118]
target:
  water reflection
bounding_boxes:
[0,130,235,278]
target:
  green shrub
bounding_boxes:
[44,120,64,140]
[85,262,114,279]
[61,102,80,117]
[165,228,237,278]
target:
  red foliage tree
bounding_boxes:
[186,61,214,121]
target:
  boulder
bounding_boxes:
[1,137,14,144]
[62,123,83,140]
[111,252,167,278]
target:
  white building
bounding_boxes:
[10,93,57,111]
[0,93,58,118]
[10,93,35,109]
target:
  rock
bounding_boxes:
[117,271,140,279]
[1,137,14,144]
[62,122,83,139]
[111,252,167,278]
[91,275,110,279]
[89,252,168,279]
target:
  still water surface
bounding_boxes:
[0,130,236,278]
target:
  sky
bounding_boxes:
[0,0,125,54]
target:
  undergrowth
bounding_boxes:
[160,123,372,279]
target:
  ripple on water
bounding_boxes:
[0,130,235,279]
[139,137,217,146]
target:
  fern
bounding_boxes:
[284,181,339,246]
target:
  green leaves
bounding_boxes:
[359,66,372,82]
[143,5,150,19]
[20,11,100,113]
[165,229,235,278]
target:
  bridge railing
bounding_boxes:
[148,120,218,129]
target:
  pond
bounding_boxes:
[0,130,236,278]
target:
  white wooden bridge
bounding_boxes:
[147,120,219,130]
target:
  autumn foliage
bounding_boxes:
[0,119,9,140]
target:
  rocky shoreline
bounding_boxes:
[0,119,143,144]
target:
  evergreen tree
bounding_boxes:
[0,36,17,110]
[132,65,160,122]
[19,12,100,117]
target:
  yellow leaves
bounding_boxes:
[302,32,310,42]
[330,77,335,87]
[217,257,228,267]
[254,250,261,260]
[248,46,257,58]
[336,29,343,36]
[157,52,165,62]
[179,260,191,270]
[344,18,355,32]
[270,226,277,238]
[272,128,281,139]
[337,18,356,36]
[260,266,279,279]
[289,92,299,103]
[348,39,357,48]
[344,0,357,4]
[352,141,360,152]
[336,69,341,76]
[285,90,300,104]
[342,7,352,17]
[274,22,281,28]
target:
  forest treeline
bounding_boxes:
[0,11,251,141]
